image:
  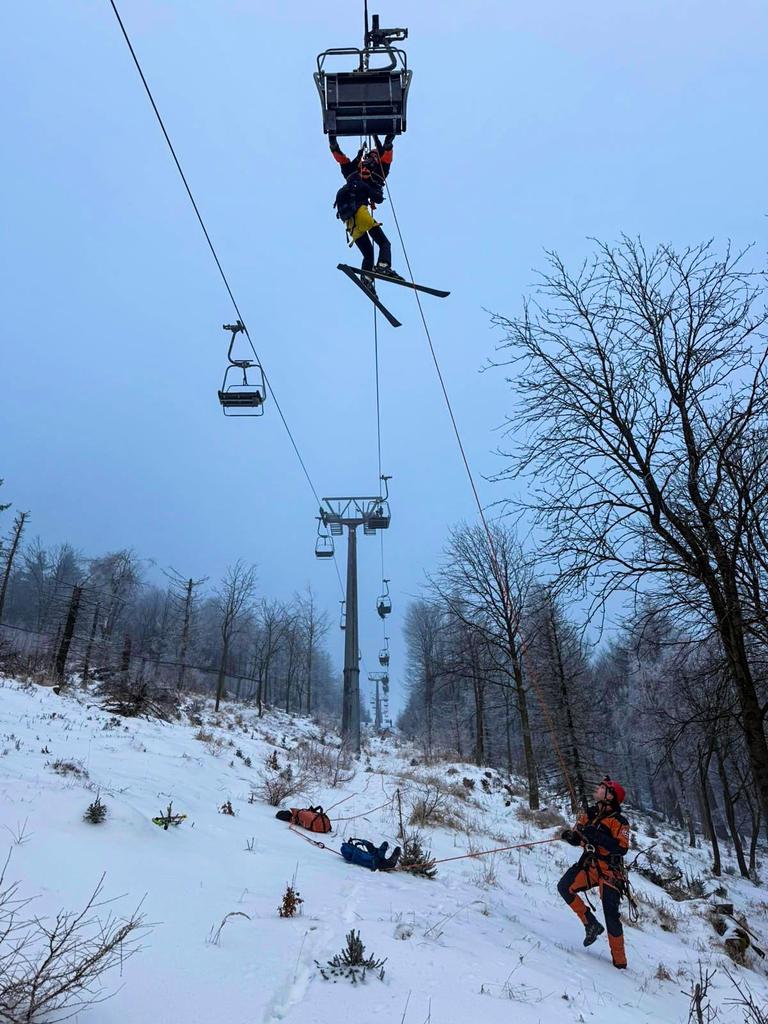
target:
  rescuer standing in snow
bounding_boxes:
[557,777,631,969]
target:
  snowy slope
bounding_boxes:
[1,676,767,1024]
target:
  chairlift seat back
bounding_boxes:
[317,68,411,137]
[218,385,265,416]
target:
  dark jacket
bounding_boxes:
[334,172,383,220]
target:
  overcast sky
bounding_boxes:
[2,0,765,709]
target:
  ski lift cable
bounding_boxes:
[383,178,578,807]
[106,0,322,509]
[372,304,389,643]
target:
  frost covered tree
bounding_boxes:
[214,560,257,712]
[492,239,768,821]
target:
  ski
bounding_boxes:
[338,263,450,298]
[337,264,402,328]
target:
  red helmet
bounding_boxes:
[603,778,626,804]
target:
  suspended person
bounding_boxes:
[557,778,631,969]
[329,133,404,290]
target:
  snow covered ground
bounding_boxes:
[1,675,767,1024]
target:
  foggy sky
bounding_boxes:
[2,0,765,709]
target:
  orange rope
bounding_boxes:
[432,836,559,866]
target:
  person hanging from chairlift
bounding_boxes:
[329,132,404,292]
[556,777,631,970]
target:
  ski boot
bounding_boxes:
[361,273,377,294]
[374,261,406,283]
[583,914,605,947]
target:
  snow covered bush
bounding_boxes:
[515,804,567,830]
[0,861,145,1023]
[51,759,89,780]
[98,678,176,722]
[255,754,306,806]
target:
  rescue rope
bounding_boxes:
[431,836,560,866]
[324,792,357,814]
[332,797,393,823]
[289,825,343,857]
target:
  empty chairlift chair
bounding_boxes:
[378,645,390,667]
[218,321,266,416]
[314,15,412,139]
[315,520,335,559]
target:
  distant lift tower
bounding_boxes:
[368,671,389,733]
[320,478,391,753]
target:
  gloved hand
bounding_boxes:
[328,133,341,152]
[384,132,395,149]
[580,824,600,845]
[561,829,582,847]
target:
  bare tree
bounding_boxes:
[214,561,257,712]
[252,598,287,716]
[164,569,208,690]
[404,599,445,759]
[431,522,540,807]
[0,511,29,622]
[296,585,329,715]
[525,586,594,809]
[492,239,768,820]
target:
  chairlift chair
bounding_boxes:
[315,524,334,559]
[314,14,412,138]
[368,500,390,531]
[218,321,266,416]
[378,647,389,667]
[376,579,392,619]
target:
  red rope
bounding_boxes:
[288,825,343,857]
[333,798,393,822]
[432,836,560,866]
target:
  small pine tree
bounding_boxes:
[83,794,108,824]
[316,929,386,983]
[399,832,438,878]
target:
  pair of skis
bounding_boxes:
[337,264,449,328]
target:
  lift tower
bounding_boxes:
[320,482,391,753]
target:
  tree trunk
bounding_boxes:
[504,686,513,773]
[55,585,82,682]
[306,640,313,715]
[698,751,721,876]
[425,669,434,760]
[715,605,768,827]
[82,601,100,683]
[0,511,29,621]
[716,747,750,878]
[177,578,193,691]
[472,677,485,766]
[548,602,585,810]
[215,636,230,712]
